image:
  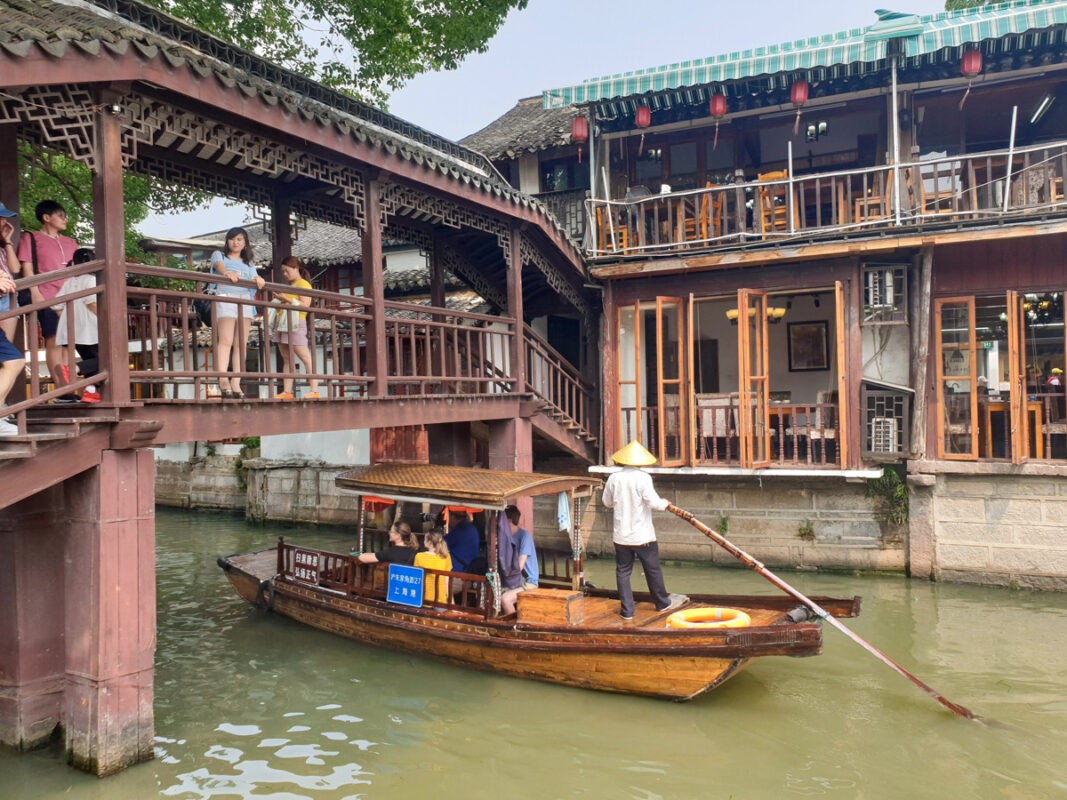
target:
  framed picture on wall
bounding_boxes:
[788,321,830,372]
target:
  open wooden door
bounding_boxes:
[1006,289,1030,464]
[656,297,686,466]
[737,289,770,468]
[834,280,849,467]
[934,296,978,460]
[616,302,644,450]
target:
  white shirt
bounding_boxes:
[601,467,669,546]
[54,273,98,346]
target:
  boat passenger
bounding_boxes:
[414,530,452,605]
[444,510,479,573]
[601,440,687,621]
[357,522,418,566]
[499,504,538,615]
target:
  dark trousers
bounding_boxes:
[614,541,670,617]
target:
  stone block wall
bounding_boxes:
[582,473,905,573]
[910,471,1067,591]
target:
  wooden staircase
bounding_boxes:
[0,405,160,509]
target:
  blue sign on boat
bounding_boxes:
[387,563,424,607]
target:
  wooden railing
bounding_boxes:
[586,139,1067,256]
[277,540,493,618]
[524,324,594,441]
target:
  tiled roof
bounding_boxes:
[0,0,578,254]
[460,96,579,161]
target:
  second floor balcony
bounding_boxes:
[581,138,1067,259]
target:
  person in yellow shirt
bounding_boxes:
[272,255,321,400]
[414,530,452,605]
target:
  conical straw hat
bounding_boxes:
[611,440,657,466]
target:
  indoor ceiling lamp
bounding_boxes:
[790,79,809,135]
[710,93,728,150]
[726,306,787,324]
[1030,93,1054,125]
[571,115,589,164]
[959,49,982,110]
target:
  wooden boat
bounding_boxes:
[219,464,861,701]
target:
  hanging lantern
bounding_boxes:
[571,115,589,164]
[959,49,983,110]
[790,79,809,135]
[635,104,651,156]
[709,93,728,150]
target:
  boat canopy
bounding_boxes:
[335,463,601,510]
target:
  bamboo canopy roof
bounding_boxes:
[335,463,601,510]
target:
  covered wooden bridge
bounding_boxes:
[0,0,598,775]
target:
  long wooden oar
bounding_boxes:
[667,503,979,721]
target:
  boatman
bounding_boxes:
[601,440,687,621]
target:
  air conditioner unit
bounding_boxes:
[869,416,899,454]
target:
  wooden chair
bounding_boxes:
[907,158,961,217]
[683,183,724,245]
[853,177,891,223]
[596,205,631,253]
[756,170,798,235]
[695,393,736,462]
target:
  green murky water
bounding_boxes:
[2,508,1065,799]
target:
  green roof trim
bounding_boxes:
[542,0,1067,109]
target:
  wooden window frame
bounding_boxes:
[934,296,978,460]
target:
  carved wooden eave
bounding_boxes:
[0,0,588,287]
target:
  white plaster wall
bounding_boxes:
[862,324,911,386]
[261,429,369,463]
[517,154,540,194]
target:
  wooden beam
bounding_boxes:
[362,177,387,398]
[92,89,130,404]
[911,247,933,459]
[590,218,1067,279]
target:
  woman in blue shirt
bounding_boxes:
[211,227,264,399]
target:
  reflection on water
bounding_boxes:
[3,508,1067,799]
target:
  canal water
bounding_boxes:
[3,508,1066,799]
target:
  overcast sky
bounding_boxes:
[141,0,948,238]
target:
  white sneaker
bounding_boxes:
[0,418,19,436]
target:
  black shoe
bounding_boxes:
[53,396,80,405]
[619,612,634,621]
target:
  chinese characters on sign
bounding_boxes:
[292,549,320,584]
[387,563,425,608]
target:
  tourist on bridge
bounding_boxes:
[0,266,24,435]
[53,248,101,404]
[0,203,20,345]
[271,255,321,400]
[211,227,265,399]
[601,440,686,621]
[17,200,77,394]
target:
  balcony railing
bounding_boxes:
[586,140,1067,257]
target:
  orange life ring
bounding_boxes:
[667,606,752,629]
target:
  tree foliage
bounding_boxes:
[143,0,528,105]
[21,0,527,254]
[945,1,992,9]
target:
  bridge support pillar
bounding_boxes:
[0,449,156,776]
[488,418,533,521]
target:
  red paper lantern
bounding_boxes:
[959,50,983,109]
[709,94,728,150]
[635,105,651,129]
[960,49,983,78]
[570,115,589,144]
[790,80,809,135]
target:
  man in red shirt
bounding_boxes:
[17,200,78,394]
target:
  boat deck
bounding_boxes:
[226,549,786,630]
